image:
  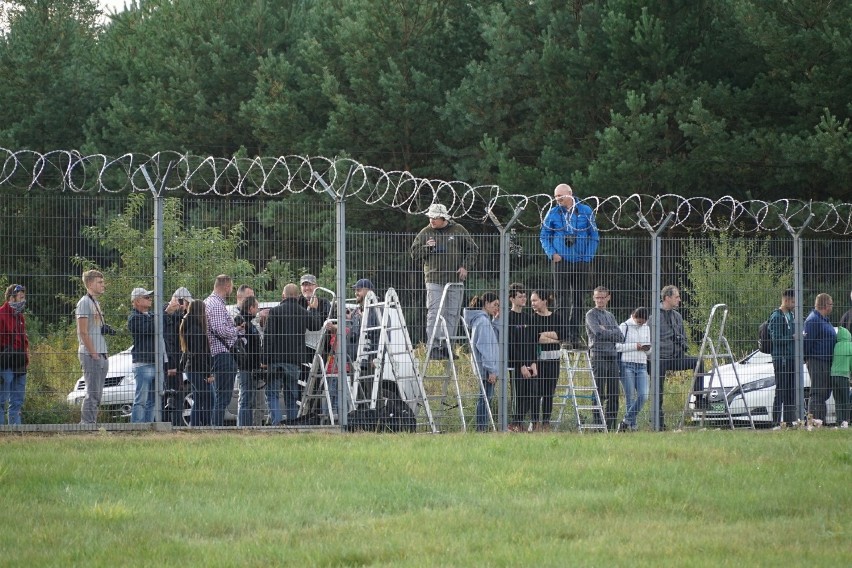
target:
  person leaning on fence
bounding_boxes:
[410,203,478,361]
[0,284,30,425]
[585,286,624,431]
[829,325,851,428]
[768,288,797,428]
[539,183,599,349]
[656,285,703,431]
[615,307,651,432]
[75,270,110,425]
[262,283,324,425]
[803,293,836,424]
[506,283,538,432]
[179,299,214,427]
[128,287,158,423]
[465,292,501,432]
[234,295,263,427]
[530,289,565,432]
[204,275,244,427]
[163,287,192,426]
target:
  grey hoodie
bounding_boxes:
[464,309,500,380]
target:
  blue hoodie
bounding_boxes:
[464,309,500,382]
[539,201,599,262]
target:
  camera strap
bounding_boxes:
[87,293,105,326]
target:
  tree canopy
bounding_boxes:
[1,0,849,203]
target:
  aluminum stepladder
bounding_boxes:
[679,303,755,429]
[418,282,477,432]
[552,348,607,433]
[348,288,436,431]
[299,289,349,425]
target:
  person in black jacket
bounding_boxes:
[163,286,192,426]
[234,295,263,426]
[262,283,324,425]
[179,299,214,427]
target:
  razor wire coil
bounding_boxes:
[2,148,849,234]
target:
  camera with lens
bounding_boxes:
[101,323,117,336]
[563,234,576,247]
[233,314,245,327]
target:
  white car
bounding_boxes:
[66,347,245,425]
[693,350,849,426]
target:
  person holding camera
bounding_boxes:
[75,270,112,425]
[0,284,30,425]
[656,285,703,431]
[162,287,192,425]
[616,307,652,432]
[409,204,478,360]
[539,183,599,349]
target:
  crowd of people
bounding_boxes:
[1,182,850,430]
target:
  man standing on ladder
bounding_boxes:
[410,204,478,360]
[585,286,624,431]
[539,183,599,349]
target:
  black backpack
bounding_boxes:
[758,317,772,354]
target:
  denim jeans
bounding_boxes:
[267,362,301,425]
[237,370,258,427]
[130,363,156,423]
[475,379,495,431]
[620,361,649,429]
[0,368,27,425]
[211,353,238,426]
[188,371,213,427]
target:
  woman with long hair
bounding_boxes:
[529,289,565,431]
[507,283,537,432]
[615,307,652,432]
[464,292,500,431]
[180,299,214,426]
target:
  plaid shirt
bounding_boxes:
[204,293,237,356]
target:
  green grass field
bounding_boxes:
[1,430,849,567]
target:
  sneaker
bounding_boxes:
[617,421,629,433]
[841,421,849,429]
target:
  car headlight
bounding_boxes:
[740,377,775,394]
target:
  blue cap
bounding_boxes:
[352,278,375,290]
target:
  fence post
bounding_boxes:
[315,166,355,431]
[641,212,673,432]
[779,212,814,423]
[140,163,173,424]
[487,203,524,432]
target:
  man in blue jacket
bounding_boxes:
[803,292,836,422]
[768,288,797,427]
[539,183,599,347]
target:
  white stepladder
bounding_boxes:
[347,288,434,432]
[299,290,348,425]
[418,283,469,432]
[679,303,755,429]
[552,348,607,433]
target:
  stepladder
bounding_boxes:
[552,348,607,433]
[680,303,755,429]
[418,283,470,432]
[347,287,433,432]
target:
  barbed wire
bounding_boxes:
[2,148,850,234]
